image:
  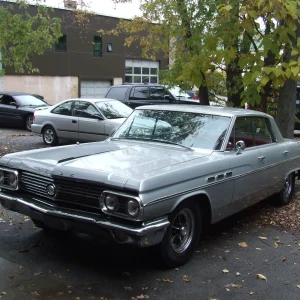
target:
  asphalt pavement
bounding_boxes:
[0,127,300,300]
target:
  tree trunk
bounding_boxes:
[226,63,243,107]
[276,79,296,138]
[199,85,209,105]
[276,7,299,138]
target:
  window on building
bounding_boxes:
[55,34,67,52]
[125,62,159,84]
[94,36,102,57]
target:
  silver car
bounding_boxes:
[31,98,132,146]
[0,105,299,267]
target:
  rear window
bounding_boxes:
[105,87,128,101]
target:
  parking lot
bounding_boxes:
[0,127,300,300]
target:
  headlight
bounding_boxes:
[104,194,119,212]
[8,172,17,189]
[127,199,140,218]
[0,170,4,184]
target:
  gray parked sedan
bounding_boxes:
[31,98,132,146]
[1,105,300,267]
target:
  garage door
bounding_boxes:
[80,80,111,98]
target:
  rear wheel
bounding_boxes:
[25,115,33,131]
[159,200,202,268]
[276,173,295,205]
[42,126,58,146]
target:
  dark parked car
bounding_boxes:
[104,84,200,109]
[0,92,49,131]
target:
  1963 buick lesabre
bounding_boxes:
[0,105,299,267]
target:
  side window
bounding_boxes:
[74,101,98,119]
[228,117,254,149]
[149,87,167,100]
[0,95,15,105]
[227,117,273,150]
[105,87,128,101]
[252,117,273,145]
[52,101,73,116]
[129,87,148,100]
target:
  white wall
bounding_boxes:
[2,75,78,105]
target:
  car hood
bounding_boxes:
[3,140,212,191]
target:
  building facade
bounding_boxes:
[1,3,168,104]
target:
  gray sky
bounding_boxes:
[27,0,142,18]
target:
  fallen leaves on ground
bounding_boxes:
[131,295,149,300]
[182,275,191,282]
[238,242,248,248]
[258,236,267,240]
[257,274,267,281]
[222,269,229,274]
[162,279,173,283]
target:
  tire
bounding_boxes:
[276,173,295,205]
[159,200,202,268]
[42,126,58,146]
[25,115,33,131]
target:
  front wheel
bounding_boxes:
[42,126,58,146]
[276,173,295,205]
[25,115,33,131]
[159,201,202,268]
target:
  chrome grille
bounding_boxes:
[20,171,104,211]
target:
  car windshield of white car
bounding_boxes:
[113,110,231,150]
[14,95,48,107]
[95,100,133,119]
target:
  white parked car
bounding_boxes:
[31,98,132,146]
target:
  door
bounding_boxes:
[251,117,287,196]
[50,101,79,140]
[80,80,111,98]
[0,95,22,125]
[75,100,107,141]
[127,86,150,108]
[227,117,269,212]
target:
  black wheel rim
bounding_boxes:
[283,174,292,202]
[170,208,195,253]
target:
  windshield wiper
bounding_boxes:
[111,137,192,150]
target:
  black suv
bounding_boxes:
[104,84,199,109]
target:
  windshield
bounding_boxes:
[95,100,133,119]
[113,109,231,150]
[15,95,48,106]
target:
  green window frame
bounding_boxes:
[94,36,102,57]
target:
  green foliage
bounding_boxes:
[0,0,62,74]
[106,0,300,108]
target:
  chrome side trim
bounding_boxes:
[145,156,300,207]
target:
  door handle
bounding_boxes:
[72,120,77,123]
[283,151,289,156]
[258,156,265,163]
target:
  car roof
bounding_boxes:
[62,98,119,103]
[111,84,163,87]
[136,104,271,118]
[0,91,34,96]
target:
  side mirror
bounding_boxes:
[164,95,171,101]
[92,113,104,120]
[236,140,246,154]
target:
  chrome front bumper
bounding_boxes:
[0,191,169,247]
